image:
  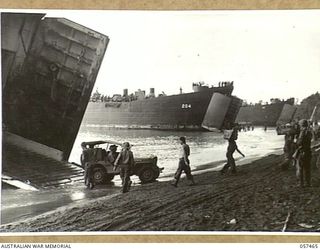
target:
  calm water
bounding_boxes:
[69,126,284,176]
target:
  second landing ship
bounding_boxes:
[83,82,243,131]
[236,98,296,127]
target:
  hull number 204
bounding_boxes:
[182,104,192,109]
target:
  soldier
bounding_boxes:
[281,123,297,170]
[296,119,313,187]
[312,121,319,141]
[171,136,195,187]
[106,144,118,164]
[220,124,245,174]
[114,142,134,193]
[81,142,95,189]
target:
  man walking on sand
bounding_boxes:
[171,136,195,187]
[114,142,134,193]
[220,124,245,174]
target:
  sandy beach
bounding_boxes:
[1,147,320,233]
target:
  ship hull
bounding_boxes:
[83,90,242,131]
[2,13,109,160]
[236,99,295,127]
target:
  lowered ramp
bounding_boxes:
[202,93,242,131]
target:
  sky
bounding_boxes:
[10,9,320,103]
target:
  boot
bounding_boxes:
[171,180,178,187]
[189,176,196,186]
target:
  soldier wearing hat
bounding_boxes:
[80,142,95,189]
[114,142,134,193]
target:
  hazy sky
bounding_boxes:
[14,10,320,103]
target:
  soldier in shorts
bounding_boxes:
[171,136,195,187]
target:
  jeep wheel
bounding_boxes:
[153,167,160,179]
[92,167,106,184]
[139,168,156,183]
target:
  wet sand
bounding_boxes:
[1,150,320,232]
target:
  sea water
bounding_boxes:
[69,126,284,176]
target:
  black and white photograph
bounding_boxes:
[1,8,320,234]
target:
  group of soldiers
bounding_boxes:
[282,119,317,187]
[172,125,245,187]
[174,119,317,188]
[82,118,317,192]
[81,141,134,192]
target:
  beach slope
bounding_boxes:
[1,152,320,232]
